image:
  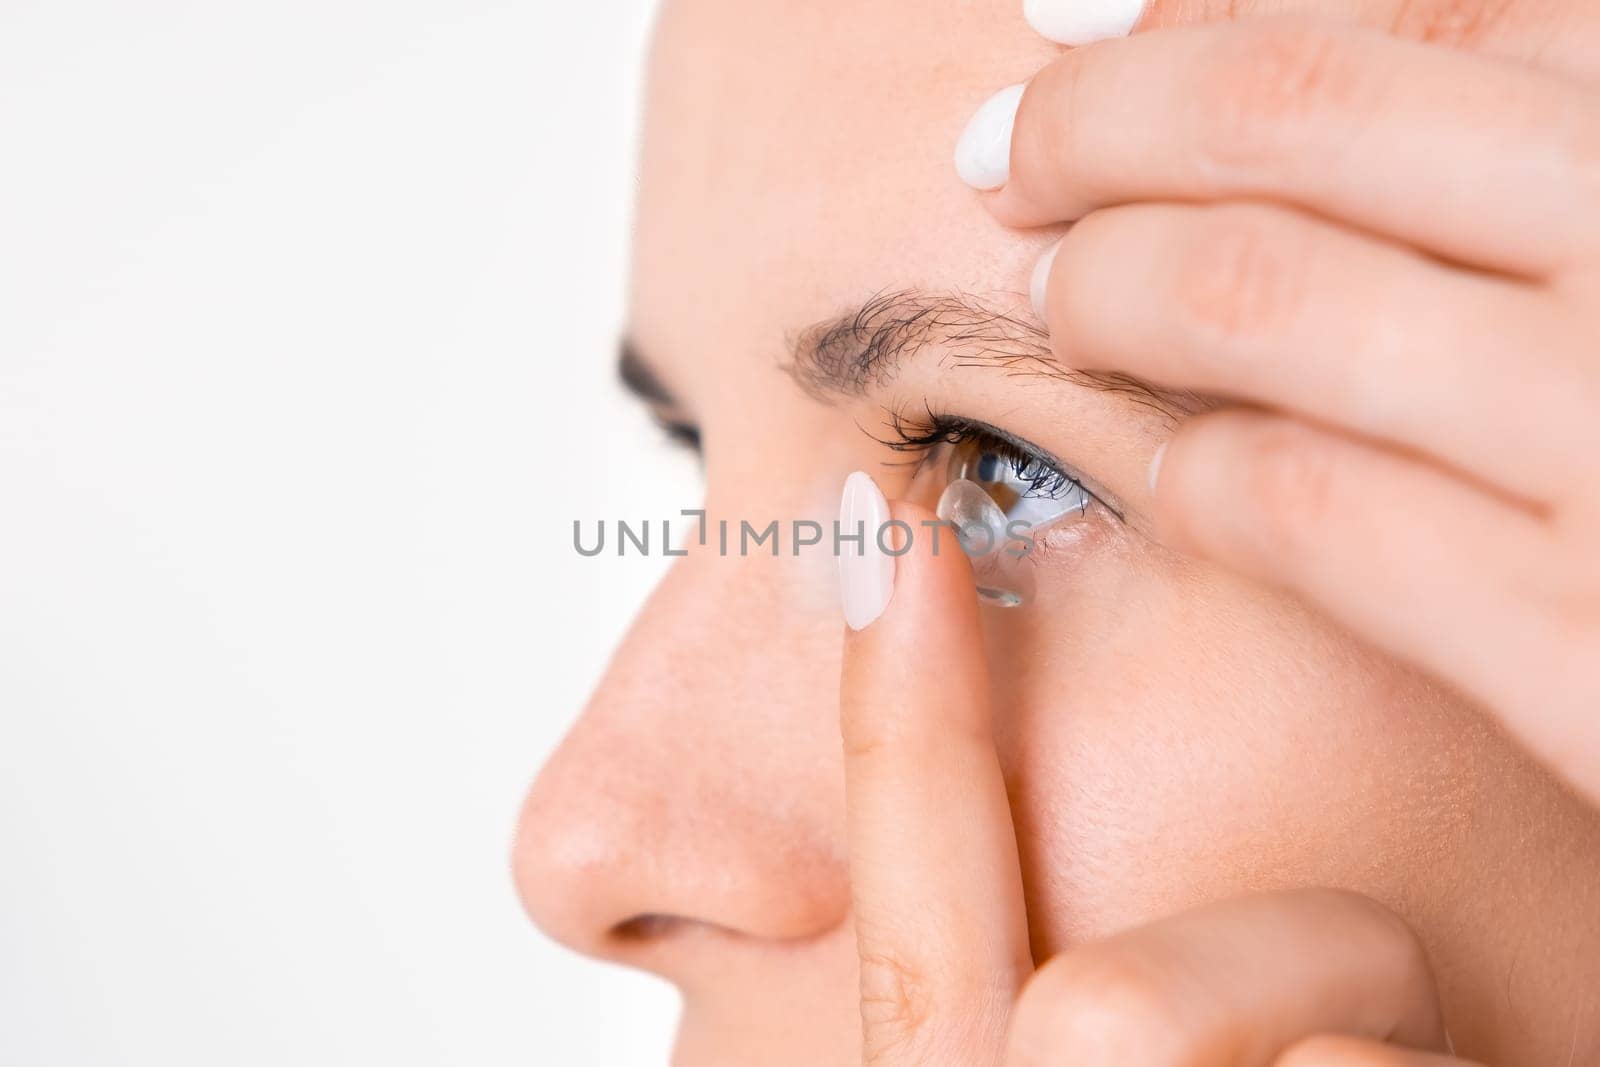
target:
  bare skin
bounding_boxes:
[516,0,1600,1062]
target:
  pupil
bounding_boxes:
[976,451,1002,482]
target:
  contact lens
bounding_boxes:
[935,478,1036,608]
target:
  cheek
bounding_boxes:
[982,550,1481,953]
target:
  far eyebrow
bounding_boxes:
[784,289,1208,424]
[618,339,681,408]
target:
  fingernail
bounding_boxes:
[838,470,896,631]
[1147,441,1168,493]
[1029,238,1063,328]
[955,83,1026,191]
[1024,0,1145,45]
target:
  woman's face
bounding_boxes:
[516,0,1600,1061]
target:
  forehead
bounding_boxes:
[630,0,1059,390]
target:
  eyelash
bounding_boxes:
[657,419,702,451]
[652,402,1112,519]
[875,405,1106,509]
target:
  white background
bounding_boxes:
[0,2,698,1063]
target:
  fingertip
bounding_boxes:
[838,470,896,632]
[1147,440,1168,494]
[839,500,991,746]
[1147,419,1208,554]
[1148,410,1291,561]
[842,499,976,645]
[1024,0,1146,46]
[1030,237,1064,329]
[876,500,982,639]
[954,83,1026,191]
[985,183,1044,230]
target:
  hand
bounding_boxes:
[962,15,1600,806]
[1023,0,1600,85]
[838,507,1475,1065]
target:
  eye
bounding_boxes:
[655,416,702,453]
[880,410,1103,536]
[942,433,1091,536]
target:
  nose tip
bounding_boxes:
[511,761,627,959]
[512,711,850,967]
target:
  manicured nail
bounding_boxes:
[1024,0,1145,45]
[838,471,895,631]
[954,83,1026,191]
[1147,441,1168,493]
[1030,238,1063,328]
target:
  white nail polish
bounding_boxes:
[1030,238,1063,328]
[954,83,1026,191]
[838,471,895,631]
[1024,0,1145,45]
[1147,441,1168,493]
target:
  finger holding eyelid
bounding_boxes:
[1036,201,1594,504]
[985,18,1595,277]
[1151,412,1600,804]
[1060,0,1600,86]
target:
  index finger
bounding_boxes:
[836,475,1033,1066]
[989,18,1591,276]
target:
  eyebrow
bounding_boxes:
[618,289,1210,424]
[618,339,682,408]
[783,289,1208,424]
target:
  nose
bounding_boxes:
[513,542,850,975]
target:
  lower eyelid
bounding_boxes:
[1022,505,1113,565]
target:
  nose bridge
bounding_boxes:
[514,533,849,962]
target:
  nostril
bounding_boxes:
[611,913,692,942]
[611,913,757,946]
